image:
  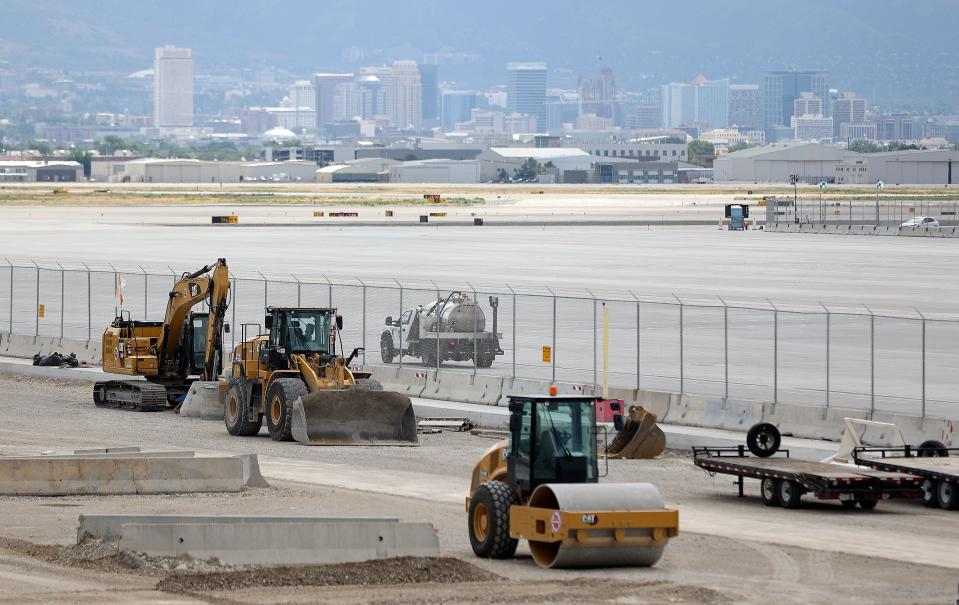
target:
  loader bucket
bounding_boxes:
[290,389,419,446]
[606,406,666,459]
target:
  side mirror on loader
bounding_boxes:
[336,315,344,330]
[385,316,393,326]
[223,322,230,334]
[264,315,273,330]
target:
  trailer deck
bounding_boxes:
[693,446,922,509]
[853,446,959,510]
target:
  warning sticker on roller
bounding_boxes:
[550,511,562,533]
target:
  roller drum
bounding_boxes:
[527,482,668,568]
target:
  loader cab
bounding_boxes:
[507,395,599,495]
[262,307,339,369]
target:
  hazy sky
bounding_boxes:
[4,0,958,106]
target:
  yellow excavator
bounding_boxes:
[224,306,417,445]
[467,394,678,568]
[94,259,230,411]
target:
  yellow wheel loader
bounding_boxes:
[467,395,678,568]
[94,259,230,411]
[224,307,417,445]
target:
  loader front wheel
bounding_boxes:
[224,378,261,437]
[266,378,308,441]
[469,480,518,559]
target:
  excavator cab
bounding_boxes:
[507,396,599,496]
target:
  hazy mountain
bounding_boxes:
[2,0,958,107]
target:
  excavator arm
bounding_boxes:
[156,258,230,378]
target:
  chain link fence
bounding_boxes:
[2,258,957,420]
[766,197,959,226]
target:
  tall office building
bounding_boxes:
[832,92,867,138]
[356,68,388,119]
[153,46,193,127]
[762,69,830,136]
[728,84,761,129]
[579,65,621,124]
[441,91,477,131]
[313,73,354,126]
[660,76,729,129]
[507,62,547,129]
[419,63,439,126]
[386,60,422,129]
[793,92,823,117]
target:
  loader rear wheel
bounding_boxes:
[266,378,307,441]
[224,378,261,437]
[380,333,395,364]
[469,480,518,559]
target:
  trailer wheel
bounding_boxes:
[917,440,948,457]
[857,499,878,510]
[468,480,518,559]
[265,378,307,441]
[747,423,781,458]
[938,481,959,510]
[778,479,803,509]
[921,478,940,508]
[380,332,395,364]
[760,478,781,506]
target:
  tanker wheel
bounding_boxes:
[475,342,495,368]
[266,378,307,441]
[468,480,518,559]
[422,343,438,368]
[224,378,261,437]
[380,332,395,364]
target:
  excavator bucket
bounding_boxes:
[290,389,419,446]
[606,406,666,459]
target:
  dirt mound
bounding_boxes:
[157,556,502,593]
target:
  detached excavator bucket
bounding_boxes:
[606,406,666,459]
[291,389,419,446]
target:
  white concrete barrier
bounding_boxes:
[179,381,223,419]
[0,332,101,365]
[762,403,868,441]
[422,371,503,406]
[370,366,429,397]
[0,456,246,495]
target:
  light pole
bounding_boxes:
[875,179,884,226]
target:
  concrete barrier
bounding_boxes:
[0,456,246,495]
[179,381,223,420]
[370,366,429,397]
[871,413,957,447]
[421,371,503,406]
[0,359,111,382]
[762,403,868,441]
[78,514,440,565]
[0,332,101,365]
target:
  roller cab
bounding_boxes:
[467,395,678,569]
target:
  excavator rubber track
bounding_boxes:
[92,380,169,412]
[291,389,419,446]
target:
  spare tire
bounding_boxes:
[746,422,781,458]
[917,440,949,457]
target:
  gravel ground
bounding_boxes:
[1,375,958,604]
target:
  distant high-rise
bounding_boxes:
[507,62,547,129]
[792,92,823,117]
[579,64,621,125]
[386,60,422,129]
[153,46,193,127]
[728,84,761,129]
[419,63,439,126]
[356,68,389,119]
[832,92,867,138]
[762,69,830,134]
[314,73,354,126]
[441,91,476,131]
[660,75,728,129]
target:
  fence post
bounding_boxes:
[257,272,267,311]
[507,285,516,383]
[468,282,477,377]
[325,275,332,307]
[360,280,367,366]
[631,291,640,392]
[292,274,301,307]
[864,305,875,418]
[6,259,12,333]
[673,294,683,395]
[718,296,728,402]
[139,266,147,319]
[914,307,926,424]
[768,299,778,405]
[33,261,39,336]
[432,282,441,372]
[83,263,91,341]
[546,286,557,384]
[395,279,404,371]
[58,263,64,339]
[588,290,597,392]
[820,302,830,418]
[230,274,236,352]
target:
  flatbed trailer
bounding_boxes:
[693,445,922,510]
[853,445,959,510]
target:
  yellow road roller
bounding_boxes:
[466,395,679,568]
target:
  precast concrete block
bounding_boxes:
[423,371,503,406]
[179,381,224,420]
[763,403,865,441]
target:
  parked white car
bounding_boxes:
[900,216,940,228]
